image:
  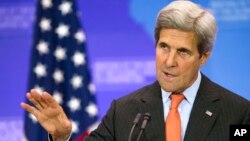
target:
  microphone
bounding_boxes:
[136,113,151,141]
[128,113,142,141]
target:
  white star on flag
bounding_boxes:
[37,40,49,55]
[67,97,81,112]
[40,18,51,32]
[85,102,98,117]
[71,120,79,133]
[33,85,44,94]
[56,23,70,38]
[29,113,37,123]
[59,1,72,15]
[70,75,83,89]
[33,63,47,78]
[72,51,85,66]
[74,30,86,43]
[41,0,52,9]
[53,91,63,105]
[53,69,64,83]
[54,46,67,61]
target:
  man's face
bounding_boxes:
[156,29,210,92]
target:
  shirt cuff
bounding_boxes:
[48,133,72,141]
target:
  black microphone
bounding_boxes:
[136,113,151,141]
[128,113,142,141]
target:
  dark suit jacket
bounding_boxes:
[85,74,250,141]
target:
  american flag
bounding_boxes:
[24,0,99,140]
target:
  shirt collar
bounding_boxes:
[161,71,201,104]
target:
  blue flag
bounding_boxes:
[24,0,98,140]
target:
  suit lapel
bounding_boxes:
[138,82,165,141]
[184,75,220,141]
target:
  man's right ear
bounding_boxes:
[199,51,211,68]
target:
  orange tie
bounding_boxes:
[166,94,184,141]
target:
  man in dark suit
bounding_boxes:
[21,0,250,141]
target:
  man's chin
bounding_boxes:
[160,85,178,92]
[159,82,184,93]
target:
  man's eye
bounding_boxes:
[161,45,166,48]
[178,49,191,56]
[179,50,188,54]
[159,43,168,48]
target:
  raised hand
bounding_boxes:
[21,89,72,141]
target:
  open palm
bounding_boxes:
[21,89,72,140]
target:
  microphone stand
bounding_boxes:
[128,113,142,141]
[136,113,151,141]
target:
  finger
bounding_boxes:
[42,92,61,108]
[27,92,44,110]
[42,92,70,121]
[30,89,48,109]
[20,102,40,119]
[40,91,55,108]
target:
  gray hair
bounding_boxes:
[154,0,217,55]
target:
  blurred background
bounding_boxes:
[0,0,249,140]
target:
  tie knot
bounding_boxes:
[170,94,184,109]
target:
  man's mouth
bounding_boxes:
[163,72,177,78]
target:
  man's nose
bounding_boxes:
[165,51,177,67]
